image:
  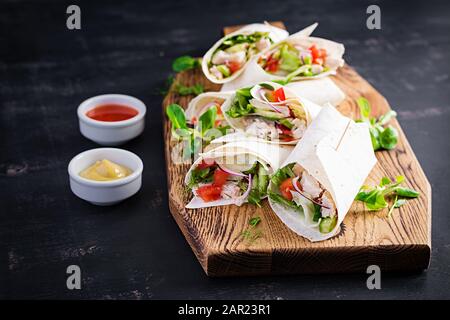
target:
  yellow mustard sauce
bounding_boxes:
[79,159,132,181]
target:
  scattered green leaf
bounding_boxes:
[172,56,201,72]
[174,82,204,96]
[356,175,419,216]
[357,97,399,151]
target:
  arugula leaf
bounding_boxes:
[174,82,204,96]
[172,56,201,72]
[356,176,420,214]
[166,104,187,130]
[357,97,399,151]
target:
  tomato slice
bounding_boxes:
[213,169,229,186]
[197,184,222,202]
[226,61,241,74]
[264,54,279,72]
[273,88,286,102]
[191,116,197,124]
[197,159,215,169]
[309,45,327,64]
[280,178,295,200]
[279,178,302,200]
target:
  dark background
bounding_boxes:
[1,0,449,299]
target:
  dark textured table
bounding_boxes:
[1,0,449,299]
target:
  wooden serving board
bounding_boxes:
[162,23,431,277]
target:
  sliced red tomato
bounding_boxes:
[280,135,295,142]
[191,116,197,124]
[197,184,222,202]
[197,159,215,169]
[215,104,222,115]
[279,178,302,200]
[213,169,229,186]
[309,45,327,64]
[266,55,279,72]
[273,88,286,102]
[226,61,241,74]
[214,119,221,127]
[280,178,295,200]
[276,123,292,136]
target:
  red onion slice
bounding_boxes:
[292,176,330,209]
[218,165,248,178]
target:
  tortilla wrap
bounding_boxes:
[202,23,291,84]
[221,24,345,91]
[185,91,234,124]
[185,140,293,209]
[220,81,322,145]
[268,105,377,241]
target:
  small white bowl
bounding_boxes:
[68,148,143,206]
[77,94,146,146]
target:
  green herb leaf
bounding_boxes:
[356,176,420,214]
[172,56,201,72]
[379,126,398,150]
[395,187,420,198]
[197,105,217,134]
[356,97,398,151]
[357,97,371,121]
[249,216,262,227]
[175,82,204,96]
[166,104,187,130]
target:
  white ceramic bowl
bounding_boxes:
[68,148,144,206]
[77,94,146,146]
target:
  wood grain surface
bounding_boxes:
[162,23,431,277]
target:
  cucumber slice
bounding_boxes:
[216,65,231,77]
[319,216,337,233]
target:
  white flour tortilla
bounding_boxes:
[268,105,377,241]
[286,78,345,107]
[220,81,322,145]
[221,24,345,91]
[185,140,293,209]
[202,23,289,84]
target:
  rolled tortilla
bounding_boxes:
[220,81,322,145]
[185,140,293,209]
[202,23,290,84]
[185,91,234,124]
[285,78,345,107]
[268,105,377,242]
[221,24,345,92]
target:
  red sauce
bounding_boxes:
[86,104,138,122]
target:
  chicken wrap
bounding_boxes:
[202,23,290,84]
[220,81,321,144]
[185,91,234,136]
[268,105,377,241]
[185,140,293,209]
[220,23,345,91]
